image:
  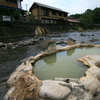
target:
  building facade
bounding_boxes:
[67,17,80,25]
[0,0,23,9]
[0,0,25,21]
[29,2,69,24]
[29,2,80,25]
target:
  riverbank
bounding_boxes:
[0,30,100,49]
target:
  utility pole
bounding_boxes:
[26,4,28,10]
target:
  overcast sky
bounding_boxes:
[21,0,100,15]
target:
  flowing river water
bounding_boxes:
[0,31,100,100]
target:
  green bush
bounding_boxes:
[0,8,11,16]
[0,21,13,27]
[59,26,63,32]
[29,14,35,22]
[13,10,21,21]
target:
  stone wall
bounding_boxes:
[0,21,75,37]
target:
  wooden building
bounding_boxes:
[29,2,69,24]
[0,0,23,9]
[29,2,80,25]
[0,0,26,21]
[67,17,80,26]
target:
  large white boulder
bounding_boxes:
[39,80,71,100]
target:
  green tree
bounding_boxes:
[69,13,82,19]
[13,10,21,21]
[93,7,100,24]
[79,9,93,29]
[29,14,35,22]
[0,8,11,16]
[69,7,100,29]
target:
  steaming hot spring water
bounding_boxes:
[33,47,100,80]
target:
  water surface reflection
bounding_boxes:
[34,47,100,80]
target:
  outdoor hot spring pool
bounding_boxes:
[33,47,100,80]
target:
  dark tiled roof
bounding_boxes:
[30,2,68,13]
[68,17,80,23]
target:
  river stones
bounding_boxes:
[0,42,4,47]
[80,33,86,36]
[42,40,56,54]
[39,80,71,100]
[36,26,43,35]
[0,39,39,50]
[67,38,76,45]
[89,38,99,42]
[35,26,49,35]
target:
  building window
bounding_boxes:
[52,10,56,15]
[50,20,53,23]
[10,0,13,3]
[46,19,48,23]
[43,9,49,16]
[64,13,67,17]
[5,0,9,2]
[54,20,57,24]
[13,0,17,4]
[59,12,62,16]
[43,19,48,23]
[5,0,17,4]
[43,19,46,23]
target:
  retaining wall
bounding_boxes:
[0,21,76,37]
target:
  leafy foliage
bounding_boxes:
[79,9,93,29]
[0,8,12,16]
[93,8,100,24]
[69,7,100,29]
[29,14,35,22]
[69,13,82,19]
[0,8,21,21]
[13,10,21,21]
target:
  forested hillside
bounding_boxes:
[69,7,100,29]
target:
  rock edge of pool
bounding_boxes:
[4,41,100,100]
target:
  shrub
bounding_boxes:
[29,14,35,22]
[13,10,21,21]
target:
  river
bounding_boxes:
[0,31,100,100]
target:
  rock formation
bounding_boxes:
[42,40,56,54]
[67,38,76,45]
[4,42,100,100]
[35,26,49,35]
[0,38,45,50]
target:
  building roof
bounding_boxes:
[68,17,80,23]
[29,2,69,13]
